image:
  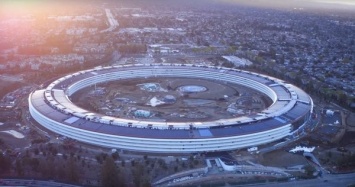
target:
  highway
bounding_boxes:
[0,179,80,187]
[101,8,119,32]
[241,173,355,187]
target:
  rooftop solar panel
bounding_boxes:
[64,117,80,124]
[198,129,213,137]
[30,65,312,142]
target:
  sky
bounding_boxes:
[219,0,355,5]
[313,0,355,6]
[214,0,355,13]
[218,0,355,8]
[2,0,355,6]
[1,0,355,15]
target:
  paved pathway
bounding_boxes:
[238,172,355,187]
[0,179,80,187]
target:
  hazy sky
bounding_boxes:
[219,0,355,7]
[313,0,355,5]
[2,0,355,6]
[220,0,355,5]
[1,0,355,14]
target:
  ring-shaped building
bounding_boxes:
[29,64,313,153]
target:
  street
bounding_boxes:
[242,173,355,187]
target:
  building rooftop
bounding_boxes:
[30,64,313,139]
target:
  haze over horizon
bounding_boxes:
[1,0,355,8]
[218,0,355,10]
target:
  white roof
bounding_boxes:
[64,117,80,124]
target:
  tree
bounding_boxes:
[337,153,355,168]
[39,156,56,179]
[15,159,24,176]
[132,163,144,187]
[118,44,146,54]
[131,160,135,167]
[111,152,119,161]
[30,158,40,172]
[141,178,152,187]
[62,153,68,160]
[0,138,4,146]
[338,91,347,105]
[96,154,103,164]
[34,148,39,155]
[66,157,80,183]
[0,153,11,174]
[303,165,316,178]
[101,157,125,187]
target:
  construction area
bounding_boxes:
[71,77,271,122]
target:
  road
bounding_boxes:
[0,179,80,187]
[101,8,119,32]
[240,173,355,187]
[258,109,322,154]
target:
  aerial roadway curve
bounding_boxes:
[243,173,355,187]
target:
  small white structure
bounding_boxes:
[148,97,165,107]
[247,147,258,152]
[134,110,151,118]
[289,146,315,153]
[1,130,25,139]
[217,158,236,171]
[326,109,334,116]
[137,83,165,92]
[222,56,253,67]
[178,85,207,93]
[163,95,176,103]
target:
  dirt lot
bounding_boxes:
[260,150,308,168]
[72,77,271,122]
